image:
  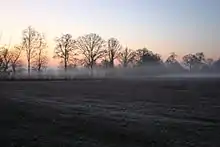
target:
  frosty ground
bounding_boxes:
[0,78,220,147]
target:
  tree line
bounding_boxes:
[1,26,220,76]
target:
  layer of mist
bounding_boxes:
[1,65,220,80]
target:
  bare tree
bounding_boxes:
[136,48,162,66]
[0,45,23,75]
[32,39,48,72]
[22,26,45,75]
[10,45,23,74]
[200,58,214,72]
[75,33,106,69]
[166,52,178,64]
[54,34,76,71]
[106,38,121,67]
[182,52,205,71]
[0,46,11,72]
[165,52,184,72]
[182,54,195,71]
[118,47,136,67]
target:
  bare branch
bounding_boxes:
[0,45,24,73]
[54,34,77,71]
[22,26,46,75]
[75,33,105,69]
[118,47,136,67]
[32,43,48,72]
[106,38,121,67]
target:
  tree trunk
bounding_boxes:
[28,31,31,76]
[123,61,128,68]
[110,58,114,68]
[64,61,67,72]
[64,49,67,72]
[28,60,30,76]
[38,63,41,72]
[64,56,67,72]
[12,64,16,75]
[90,62,94,77]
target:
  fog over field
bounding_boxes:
[2,65,220,81]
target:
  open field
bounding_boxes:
[1,78,220,147]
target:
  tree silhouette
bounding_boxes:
[0,46,11,72]
[32,38,48,72]
[118,47,136,67]
[10,45,23,74]
[0,45,23,74]
[0,29,219,77]
[166,52,177,64]
[22,26,45,75]
[75,33,106,70]
[182,52,205,71]
[183,54,195,71]
[200,58,214,72]
[106,38,121,67]
[54,34,77,71]
[100,59,110,68]
[136,48,162,66]
[165,52,184,72]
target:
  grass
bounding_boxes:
[0,78,220,146]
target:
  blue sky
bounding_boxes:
[0,0,219,63]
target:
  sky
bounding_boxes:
[0,0,219,65]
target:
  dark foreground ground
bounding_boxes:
[0,78,220,147]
